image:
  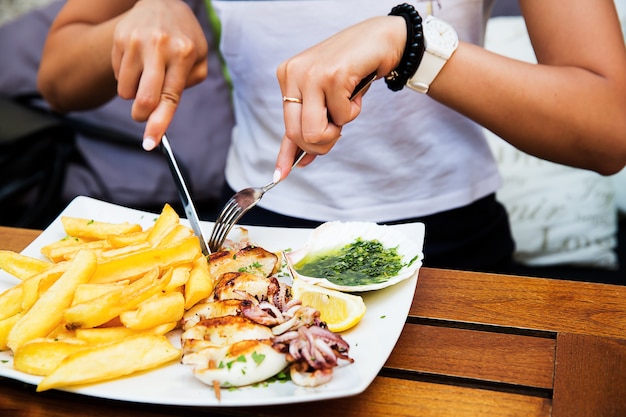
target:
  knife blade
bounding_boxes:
[160,133,211,256]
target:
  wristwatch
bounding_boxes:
[406,15,459,94]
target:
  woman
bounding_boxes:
[38,0,626,272]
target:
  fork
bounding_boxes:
[207,72,377,252]
[208,150,307,251]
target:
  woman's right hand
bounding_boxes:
[39,0,208,151]
[112,0,209,150]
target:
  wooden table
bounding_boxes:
[1,225,625,417]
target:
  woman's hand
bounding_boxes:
[39,0,209,150]
[274,15,406,180]
[112,0,209,150]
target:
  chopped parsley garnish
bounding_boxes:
[238,261,264,273]
[251,351,265,365]
[252,369,291,387]
[295,238,417,286]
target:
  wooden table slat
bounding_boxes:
[552,333,626,417]
[0,226,39,252]
[412,268,626,340]
[0,375,553,417]
[386,323,556,389]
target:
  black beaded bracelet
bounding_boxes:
[384,3,425,92]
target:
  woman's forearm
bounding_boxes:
[38,17,122,113]
[430,42,626,175]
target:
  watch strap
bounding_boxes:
[406,49,449,94]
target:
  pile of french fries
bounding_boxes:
[0,204,214,392]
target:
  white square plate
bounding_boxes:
[0,196,424,406]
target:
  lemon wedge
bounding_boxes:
[292,278,366,332]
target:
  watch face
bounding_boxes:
[425,18,459,57]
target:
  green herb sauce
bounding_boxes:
[294,238,415,286]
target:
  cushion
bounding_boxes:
[612,169,626,216]
[484,17,619,269]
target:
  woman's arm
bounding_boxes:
[38,0,136,111]
[275,0,626,177]
[37,0,208,148]
[432,0,626,175]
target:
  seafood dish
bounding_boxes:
[181,241,353,391]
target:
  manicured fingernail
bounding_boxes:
[272,168,282,183]
[142,137,157,151]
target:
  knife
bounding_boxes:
[160,133,211,256]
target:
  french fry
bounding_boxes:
[146,204,180,246]
[165,265,191,293]
[40,236,90,262]
[45,239,111,263]
[0,313,22,350]
[90,236,202,283]
[36,334,180,392]
[20,263,68,311]
[47,326,78,341]
[0,285,23,321]
[0,250,50,280]
[61,216,142,240]
[106,229,150,248]
[120,291,185,330]
[7,250,97,352]
[158,224,194,247]
[97,242,151,260]
[184,256,214,309]
[64,267,171,329]
[71,281,130,306]
[13,338,87,376]
[63,287,122,330]
[74,322,177,345]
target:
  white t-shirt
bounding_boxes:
[212,0,500,222]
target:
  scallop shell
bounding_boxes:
[284,221,423,292]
